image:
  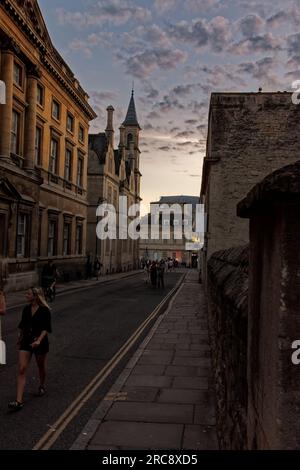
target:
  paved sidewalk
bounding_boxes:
[72,270,218,450]
[5,270,143,309]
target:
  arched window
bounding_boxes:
[127,133,133,147]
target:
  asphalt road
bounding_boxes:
[0,271,183,450]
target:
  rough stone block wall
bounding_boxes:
[205,92,300,260]
[207,245,249,449]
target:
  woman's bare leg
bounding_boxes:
[35,354,48,389]
[16,351,32,403]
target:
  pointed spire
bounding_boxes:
[122,90,140,128]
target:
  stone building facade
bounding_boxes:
[139,196,200,267]
[87,92,142,274]
[0,0,96,291]
[200,92,300,279]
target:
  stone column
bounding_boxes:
[0,49,14,160]
[24,66,40,171]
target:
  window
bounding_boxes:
[65,148,72,181]
[37,84,44,106]
[13,63,22,87]
[17,213,29,258]
[77,156,83,187]
[67,113,74,132]
[79,125,84,143]
[76,224,83,255]
[35,127,42,165]
[63,221,71,256]
[11,110,20,154]
[50,138,58,174]
[127,133,133,147]
[52,100,60,120]
[38,212,42,257]
[48,219,57,256]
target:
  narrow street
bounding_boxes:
[0,271,183,450]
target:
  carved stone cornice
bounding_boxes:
[26,63,42,79]
[1,37,20,55]
[1,0,96,121]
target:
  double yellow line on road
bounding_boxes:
[33,275,185,450]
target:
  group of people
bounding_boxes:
[143,260,167,289]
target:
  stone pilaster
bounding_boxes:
[24,65,40,171]
[0,49,14,160]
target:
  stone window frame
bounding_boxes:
[37,82,45,108]
[49,132,60,175]
[11,108,21,156]
[78,124,85,144]
[66,112,75,134]
[13,60,24,90]
[16,210,31,259]
[63,216,72,256]
[64,146,73,182]
[75,219,84,255]
[11,96,26,161]
[52,97,61,122]
[77,152,84,188]
[35,124,43,167]
[47,213,59,257]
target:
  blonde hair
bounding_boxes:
[31,287,51,310]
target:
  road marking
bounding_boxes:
[33,274,185,450]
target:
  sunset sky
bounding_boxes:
[39,0,300,213]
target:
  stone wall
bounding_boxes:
[201,92,300,265]
[207,161,300,450]
[238,161,300,450]
[207,245,248,449]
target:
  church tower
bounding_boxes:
[122,90,142,202]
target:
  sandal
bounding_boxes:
[37,386,46,397]
[8,401,24,411]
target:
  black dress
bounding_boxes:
[18,305,52,355]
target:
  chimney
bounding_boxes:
[119,125,125,148]
[105,105,115,147]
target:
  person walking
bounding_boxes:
[157,260,165,289]
[150,261,157,289]
[8,287,52,411]
[94,257,102,280]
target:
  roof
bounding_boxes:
[89,133,108,164]
[122,91,140,128]
[156,196,200,206]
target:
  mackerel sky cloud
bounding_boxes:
[39,0,300,212]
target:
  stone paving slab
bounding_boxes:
[91,422,184,449]
[72,270,218,451]
[106,402,194,424]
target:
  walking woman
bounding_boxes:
[8,287,52,411]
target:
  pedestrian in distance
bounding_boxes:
[8,287,52,411]
[157,260,165,289]
[85,253,93,280]
[150,261,157,289]
[0,287,6,365]
[94,257,102,280]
